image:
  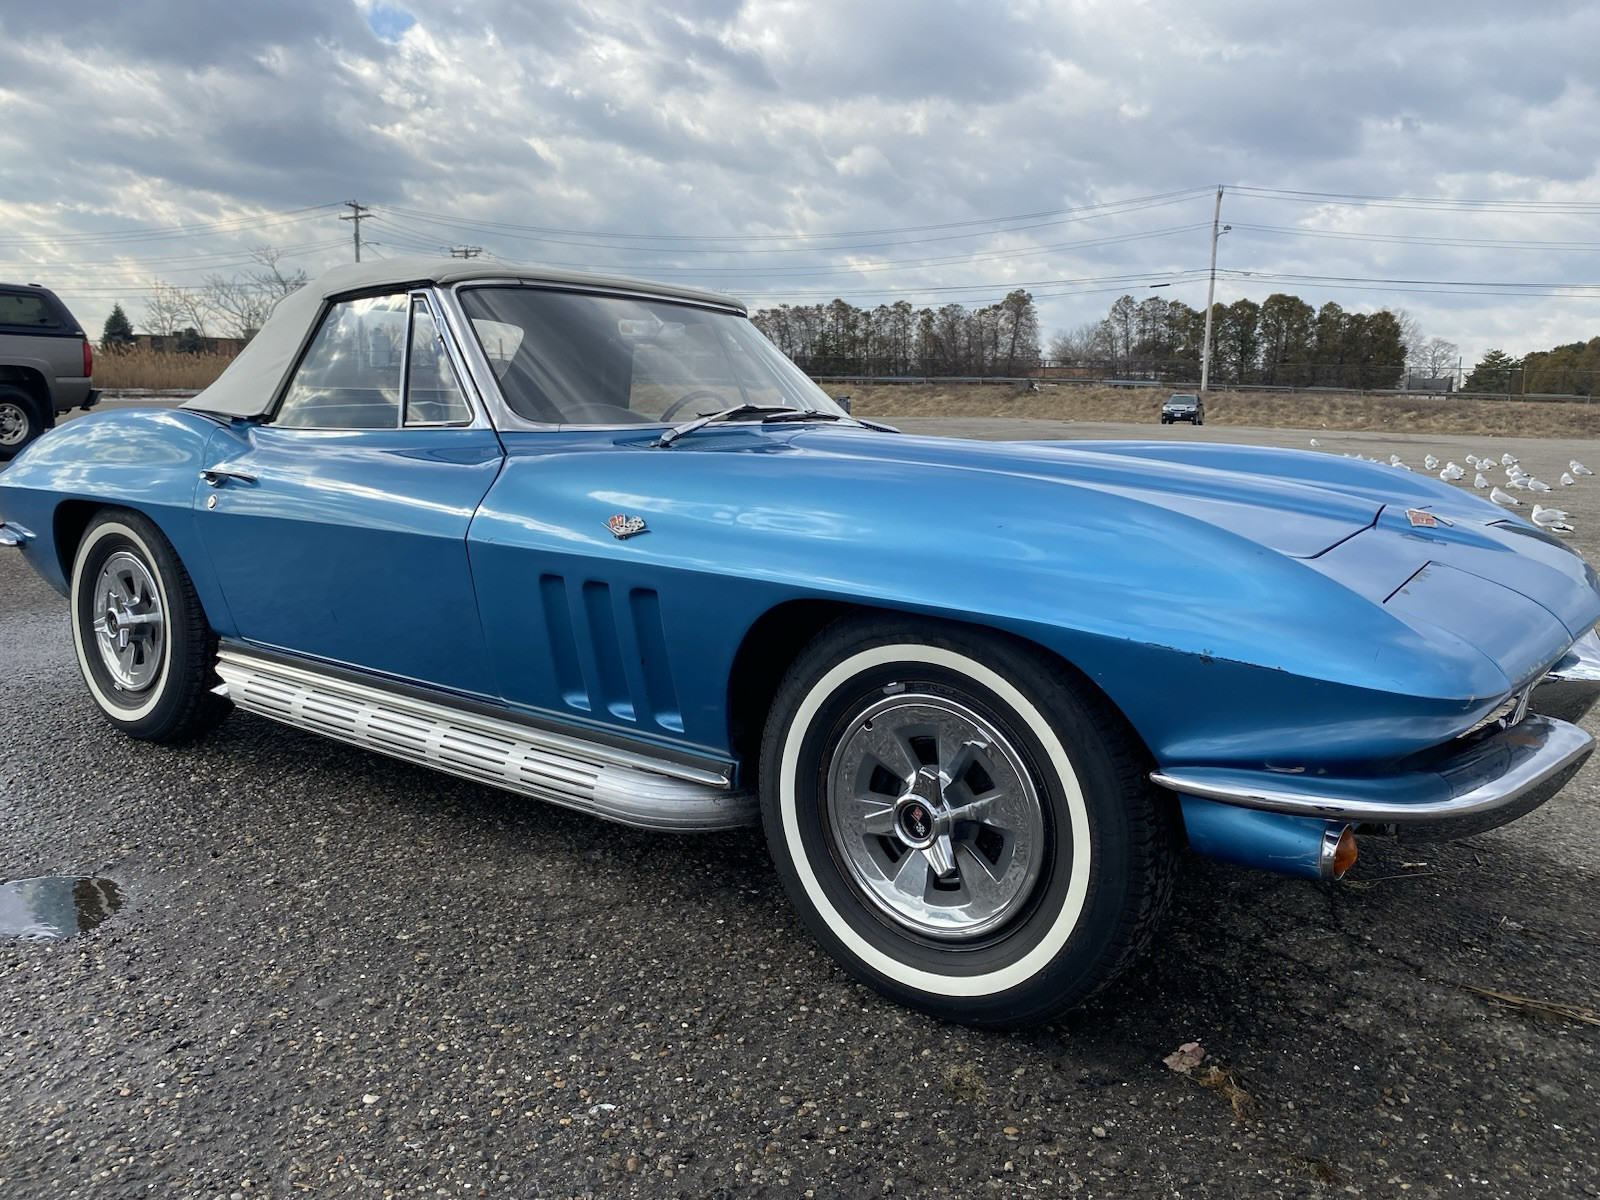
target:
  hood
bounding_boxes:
[791,430,1381,558]
[776,429,1600,698]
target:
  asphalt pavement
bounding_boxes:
[2,416,1598,1198]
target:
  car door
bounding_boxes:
[194,290,506,698]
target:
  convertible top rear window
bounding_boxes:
[457,287,839,426]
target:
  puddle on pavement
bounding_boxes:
[0,876,123,939]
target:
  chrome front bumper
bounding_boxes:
[1154,630,1600,841]
[1152,714,1592,842]
[0,520,34,548]
[1528,629,1600,725]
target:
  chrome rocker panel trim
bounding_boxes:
[1528,628,1600,725]
[1151,713,1594,843]
[213,648,757,832]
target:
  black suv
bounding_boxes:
[0,283,99,459]
[1160,393,1203,425]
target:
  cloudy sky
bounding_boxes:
[3,0,1598,367]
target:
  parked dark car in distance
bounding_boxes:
[1161,393,1203,424]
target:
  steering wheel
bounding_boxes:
[658,389,730,421]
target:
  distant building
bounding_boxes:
[1404,375,1454,393]
[134,333,248,357]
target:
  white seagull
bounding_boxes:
[1309,438,1321,448]
[1561,473,1576,486]
[1502,453,1519,467]
[1532,504,1574,532]
[1440,462,1465,481]
[1474,473,1490,489]
[1424,454,1440,470]
[1529,478,1552,492]
[1572,460,1594,476]
[1491,487,1523,507]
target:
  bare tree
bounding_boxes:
[1047,320,1111,364]
[1415,336,1460,379]
[248,245,309,302]
[202,273,273,340]
[142,282,207,336]
[1392,307,1423,371]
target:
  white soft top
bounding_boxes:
[181,257,746,420]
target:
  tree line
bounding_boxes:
[750,290,1041,377]
[1465,340,1600,396]
[1050,293,1411,390]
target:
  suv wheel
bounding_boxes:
[0,385,43,461]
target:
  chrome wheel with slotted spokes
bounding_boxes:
[826,693,1045,940]
[70,510,231,742]
[0,398,31,447]
[761,614,1180,1028]
[92,550,167,692]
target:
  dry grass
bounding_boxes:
[95,349,234,392]
[845,382,1600,439]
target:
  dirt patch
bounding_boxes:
[844,382,1600,439]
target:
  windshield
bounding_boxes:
[456,286,843,426]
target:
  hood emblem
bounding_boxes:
[607,513,648,540]
[1405,508,1452,528]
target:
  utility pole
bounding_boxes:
[448,245,483,259]
[1199,186,1227,394]
[340,200,371,263]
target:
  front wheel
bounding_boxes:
[69,510,231,742]
[759,616,1177,1027]
[0,385,43,461]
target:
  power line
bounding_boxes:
[384,188,1214,244]
[1229,185,1600,214]
[1220,267,1600,292]
[0,204,342,249]
[1231,222,1600,251]
[377,192,1209,256]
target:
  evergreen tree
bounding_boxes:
[1463,349,1520,393]
[100,303,135,350]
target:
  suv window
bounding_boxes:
[0,291,62,330]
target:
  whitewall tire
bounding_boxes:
[759,615,1177,1027]
[70,510,230,742]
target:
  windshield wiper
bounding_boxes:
[760,411,899,433]
[655,404,795,448]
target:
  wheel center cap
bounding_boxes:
[898,800,935,845]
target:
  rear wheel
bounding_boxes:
[69,510,231,742]
[0,385,43,461]
[759,615,1178,1027]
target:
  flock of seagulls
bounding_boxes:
[1318,441,1593,535]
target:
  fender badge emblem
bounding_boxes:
[1406,508,1451,528]
[607,513,648,539]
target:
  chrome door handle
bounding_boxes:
[200,466,258,487]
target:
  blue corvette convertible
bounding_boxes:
[3,258,1598,1026]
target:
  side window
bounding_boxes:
[0,291,60,330]
[405,299,473,426]
[275,294,408,429]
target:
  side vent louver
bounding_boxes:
[539,577,683,733]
